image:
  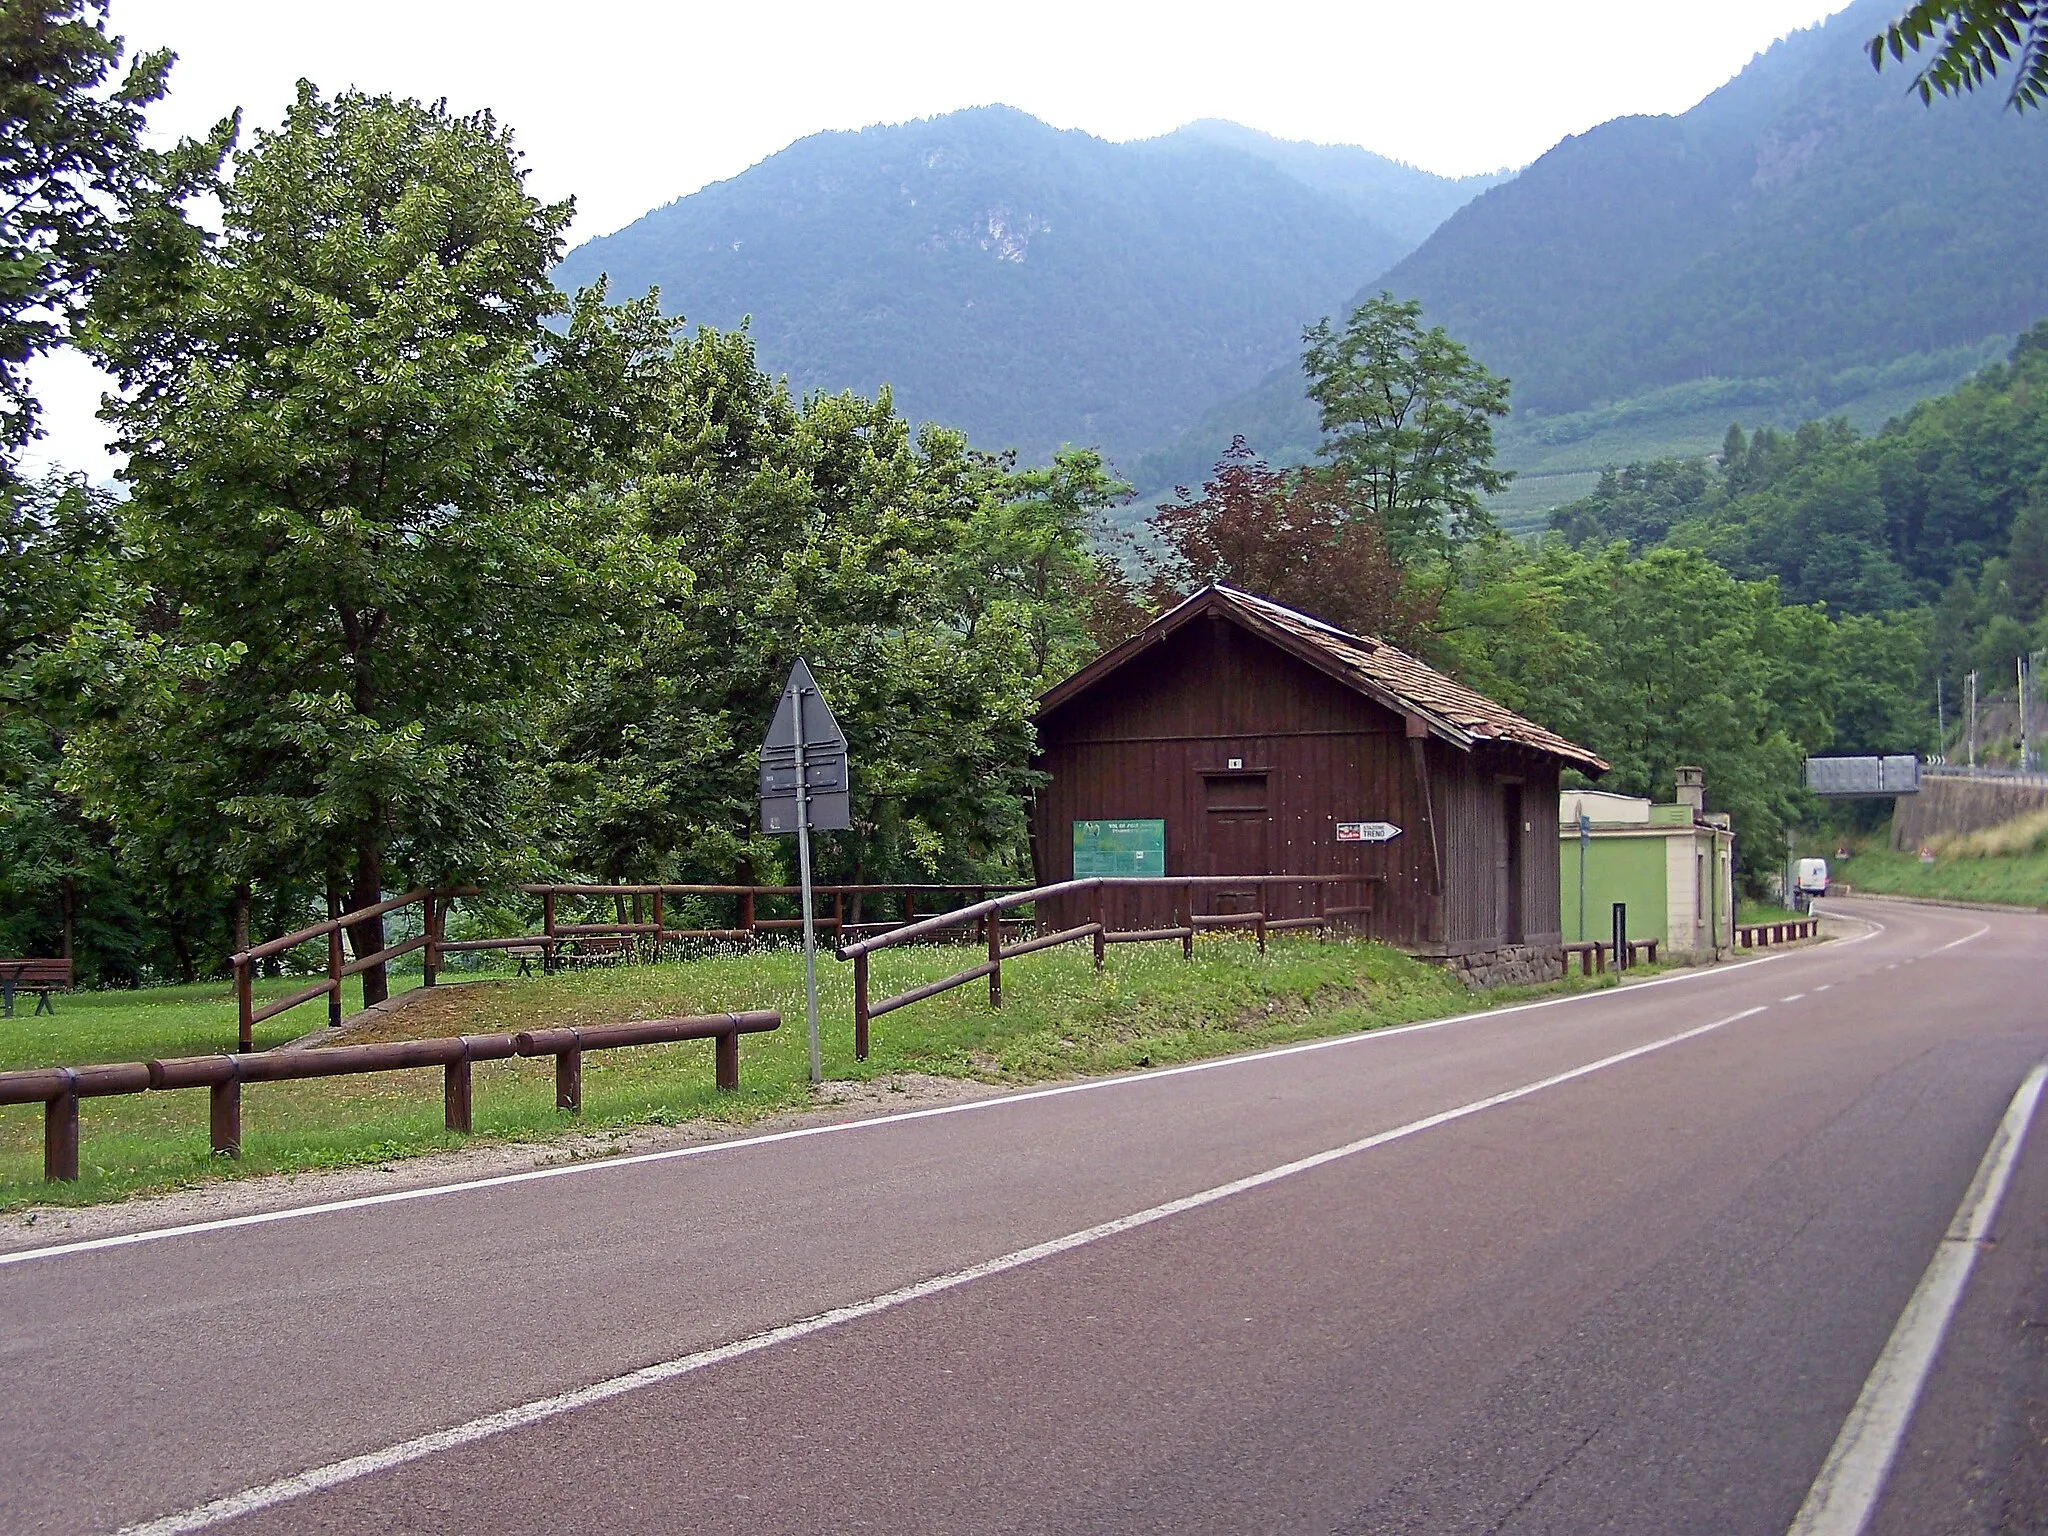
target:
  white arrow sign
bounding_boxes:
[1336,821,1402,843]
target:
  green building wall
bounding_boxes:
[1561,834,1670,944]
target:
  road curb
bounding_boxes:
[1818,891,2048,916]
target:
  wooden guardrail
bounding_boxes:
[1563,938,1658,976]
[232,883,1017,1050]
[0,1010,779,1183]
[1736,918,1820,947]
[836,874,1381,1061]
[490,883,1029,969]
[230,888,470,1052]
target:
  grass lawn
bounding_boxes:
[0,970,425,1072]
[1736,901,1804,925]
[0,936,1604,1212]
[1826,843,2048,909]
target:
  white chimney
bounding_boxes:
[1675,765,1705,815]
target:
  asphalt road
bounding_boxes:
[2,897,2044,1535]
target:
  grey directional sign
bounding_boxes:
[1804,754,1920,797]
[759,658,851,834]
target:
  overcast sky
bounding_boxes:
[26,0,1854,478]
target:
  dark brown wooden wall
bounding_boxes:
[1032,615,1565,954]
[1431,746,1563,956]
[1032,610,1556,950]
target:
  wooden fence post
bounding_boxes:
[715,1026,739,1091]
[423,893,440,988]
[556,1046,582,1113]
[854,951,870,1062]
[542,891,558,973]
[651,890,665,962]
[987,908,1002,1008]
[210,1078,240,1158]
[444,1054,472,1134]
[1179,884,1193,960]
[44,1079,79,1182]
[236,957,255,1054]
[1256,881,1268,955]
[740,888,755,944]
[1091,883,1105,972]
[1314,881,1328,941]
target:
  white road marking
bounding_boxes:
[1816,984,1833,992]
[1786,1062,2048,1536]
[1782,994,1806,1003]
[3,935,1861,1271]
[1932,923,1992,954]
[112,1005,1770,1536]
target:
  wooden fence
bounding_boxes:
[0,1010,779,1183]
[836,874,1379,1061]
[1736,918,1820,947]
[230,883,1019,1051]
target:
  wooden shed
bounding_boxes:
[1030,586,1607,986]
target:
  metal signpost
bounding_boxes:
[759,659,850,1086]
[1578,808,1591,944]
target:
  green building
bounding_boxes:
[1559,768,1735,960]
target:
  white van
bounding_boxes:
[1794,857,1830,911]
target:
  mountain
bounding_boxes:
[1135,0,2048,518]
[1155,121,1509,246]
[553,106,1486,468]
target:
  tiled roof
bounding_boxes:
[1041,584,1608,773]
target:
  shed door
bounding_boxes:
[1204,774,1268,914]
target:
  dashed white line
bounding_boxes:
[1932,923,1993,954]
[112,1005,1770,1536]
[1787,1062,2048,1536]
[1782,994,1807,1003]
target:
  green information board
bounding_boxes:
[1073,819,1167,877]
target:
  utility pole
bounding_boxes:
[2022,654,2031,776]
[1968,670,1979,770]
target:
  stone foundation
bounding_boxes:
[1446,943,1566,990]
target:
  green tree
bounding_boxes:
[0,475,154,976]
[77,84,645,1001]
[1301,292,1511,561]
[2006,489,2048,619]
[1873,1,2048,111]
[1456,541,1835,889]
[546,324,1099,894]
[1831,610,1933,755]
[0,1,233,471]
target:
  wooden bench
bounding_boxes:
[0,959,73,1017]
[559,936,631,968]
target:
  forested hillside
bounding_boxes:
[553,107,1481,469]
[1136,0,2048,511]
[1550,324,2048,752]
[1158,121,1506,246]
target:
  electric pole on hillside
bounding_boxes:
[2022,655,2032,777]
[759,659,850,1085]
[1967,670,1979,769]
